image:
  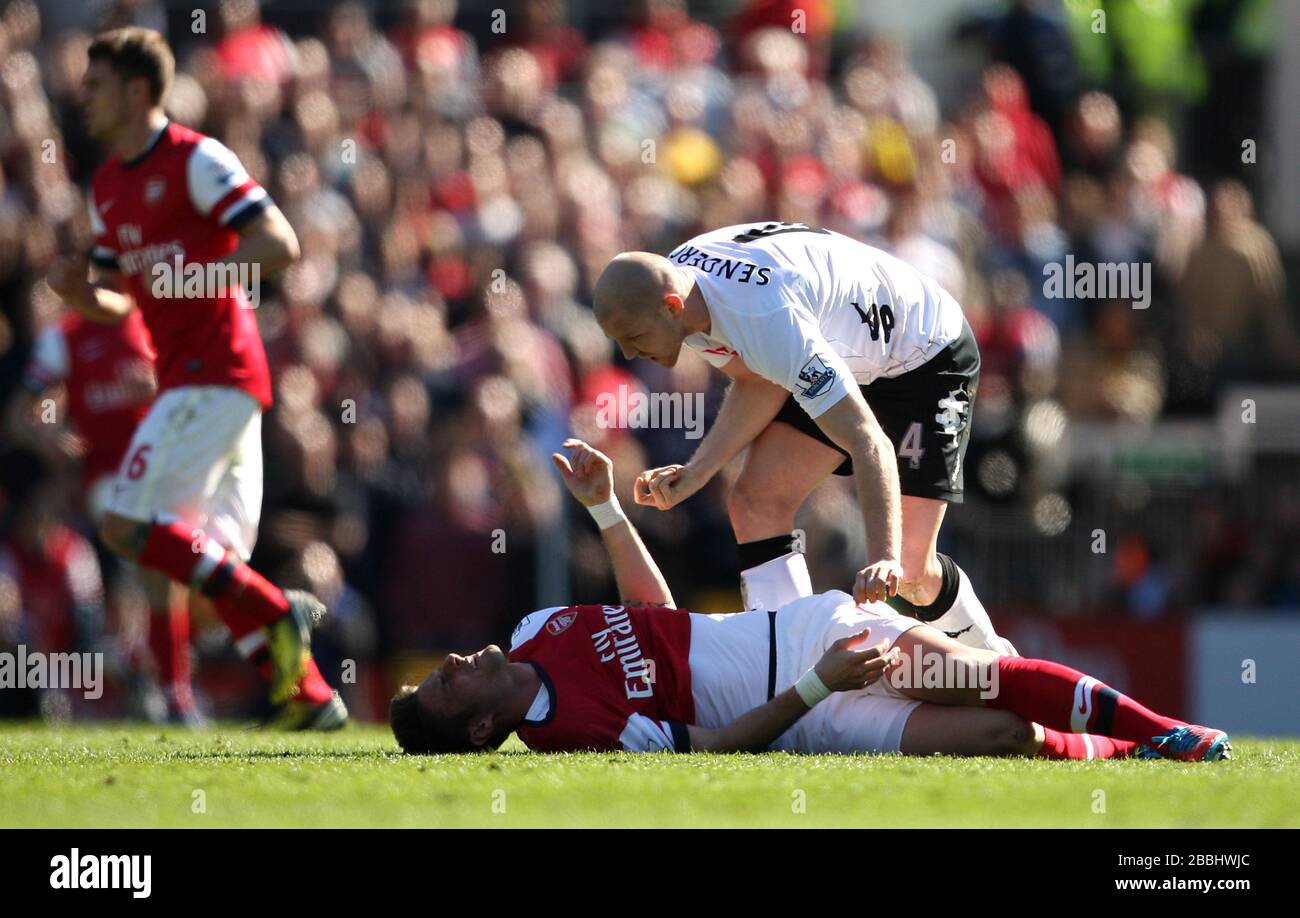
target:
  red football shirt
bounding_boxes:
[88,120,273,407]
[509,604,696,752]
[24,310,155,484]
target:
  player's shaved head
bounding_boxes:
[592,252,703,368]
[591,252,677,327]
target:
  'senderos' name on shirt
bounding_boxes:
[668,246,772,286]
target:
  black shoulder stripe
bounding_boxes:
[225,195,271,230]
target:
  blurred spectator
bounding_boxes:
[1172,179,1299,410]
[0,470,105,706]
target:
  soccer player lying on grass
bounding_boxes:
[390,440,1231,762]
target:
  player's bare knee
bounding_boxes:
[726,477,799,536]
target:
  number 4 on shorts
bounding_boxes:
[898,422,924,469]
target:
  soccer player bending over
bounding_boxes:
[592,224,1010,654]
[391,440,1229,762]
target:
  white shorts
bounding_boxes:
[772,591,925,755]
[105,386,263,561]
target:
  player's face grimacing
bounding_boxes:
[415,645,511,726]
[601,307,685,368]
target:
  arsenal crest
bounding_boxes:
[546,610,578,636]
[144,175,166,205]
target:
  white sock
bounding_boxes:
[925,561,1018,655]
[740,551,813,611]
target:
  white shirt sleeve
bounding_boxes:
[618,713,689,752]
[729,301,857,420]
[187,136,269,227]
[510,607,568,650]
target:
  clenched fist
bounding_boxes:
[633,463,707,510]
[854,558,902,605]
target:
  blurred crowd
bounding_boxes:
[0,0,1296,718]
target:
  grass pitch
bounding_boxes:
[0,724,1296,828]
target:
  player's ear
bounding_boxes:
[663,292,685,316]
[126,75,152,110]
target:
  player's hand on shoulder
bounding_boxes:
[633,463,703,510]
[854,558,902,604]
[47,254,93,308]
[551,438,614,507]
[814,628,897,692]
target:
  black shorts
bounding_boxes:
[771,322,980,503]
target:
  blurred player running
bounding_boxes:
[390,440,1230,762]
[12,307,209,723]
[45,27,344,729]
[593,222,1010,653]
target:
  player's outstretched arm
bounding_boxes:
[47,256,135,324]
[552,438,676,608]
[635,363,788,511]
[812,390,904,604]
[688,628,894,752]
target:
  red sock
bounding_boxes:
[990,657,1184,744]
[295,658,334,705]
[138,521,288,625]
[1038,728,1138,759]
[218,603,266,647]
[251,654,333,705]
[147,599,193,705]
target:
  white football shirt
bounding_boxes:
[672,222,966,419]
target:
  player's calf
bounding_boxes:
[900,705,1035,756]
[981,709,1038,756]
[726,471,818,611]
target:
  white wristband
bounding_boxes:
[794,667,832,708]
[586,495,627,530]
